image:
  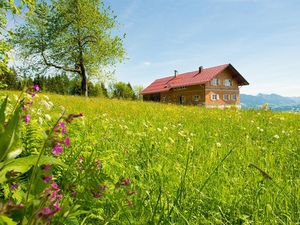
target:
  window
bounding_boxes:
[231,94,237,101]
[179,96,185,104]
[194,95,199,102]
[223,94,229,101]
[211,94,219,101]
[211,78,220,86]
[224,79,232,87]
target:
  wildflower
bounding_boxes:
[58,121,66,134]
[96,160,101,170]
[43,164,52,172]
[216,142,221,148]
[10,183,19,191]
[25,114,30,125]
[274,134,280,139]
[45,114,51,121]
[53,201,61,212]
[124,178,130,186]
[33,84,40,92]
[79,112,83,117]
[93,193,103,198]
[40,100,52,109]
[38,207,53,217]
[51,182,60,190]
[101,185,107,191]
[43,176,53,183]
[157,128,162,132]
[65,137,70,147]
[52,145,63,156]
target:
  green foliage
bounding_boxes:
[13,0,125,96]
[111,82,136,99]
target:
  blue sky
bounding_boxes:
[8,0,300,96]
[107,0,300,96]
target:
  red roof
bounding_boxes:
[142,64,249,95]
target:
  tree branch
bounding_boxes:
[41,51,80,73]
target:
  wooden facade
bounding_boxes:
[142,64,249,108]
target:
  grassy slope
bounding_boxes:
[2,91,300,224]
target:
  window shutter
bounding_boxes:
[211,95,213,100]
[217,94,219,100]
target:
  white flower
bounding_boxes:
[157,128,162,132]
[45,114,51,121]
[38,117,43,124]
[40,100,51,109]
[216,142,221,147]
[43,95,49,100]
[274,134,280,139]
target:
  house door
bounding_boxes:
[179,96,185,105]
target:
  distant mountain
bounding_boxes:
[241,93,300,111]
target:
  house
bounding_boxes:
[141,64,249,108]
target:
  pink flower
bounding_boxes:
[25,114,30,125]
[33,84,40,91]
[43,164,52,172]
[51,182,60,190]
[79,112,83,117]
[53,201,61,212]
[43,175,53,183]
[38,207,53,217]
[52,145,63,156]
[65,137,70,147]
[31,93,36,98]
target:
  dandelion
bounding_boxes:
[52,145,63,156]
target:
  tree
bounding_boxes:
[112,82,135,99]
[0,0,36,75]
[13,0,125,96]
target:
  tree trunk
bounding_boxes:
[80,64,88,97]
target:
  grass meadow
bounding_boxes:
[1,91,300,224]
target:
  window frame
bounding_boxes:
[223,94,229,101]
[224,79,232,87]
[211,94,218,101]
[231,94,237,101]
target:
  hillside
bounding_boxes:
[1,91,300,224]
[241,93,300,111]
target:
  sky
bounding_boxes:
[7,0,300,96]
[106,0,300,96]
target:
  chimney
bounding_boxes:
[174,70,178,77]
[199,66,203,73]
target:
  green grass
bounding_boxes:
[1,91,300,224]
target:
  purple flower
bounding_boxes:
[43,175,53,183]
[101,185,107,191]
[38,207,53,217]
[43,164,52,172]
[65,137,70,147]
[127,200,133,207]
[58,121,66,134]
[124,178,130,186]
[33,84,40,92]
[52,145,63,156]
[93,193,103,199]
[10,183,19,191]
[25,114,30,125]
